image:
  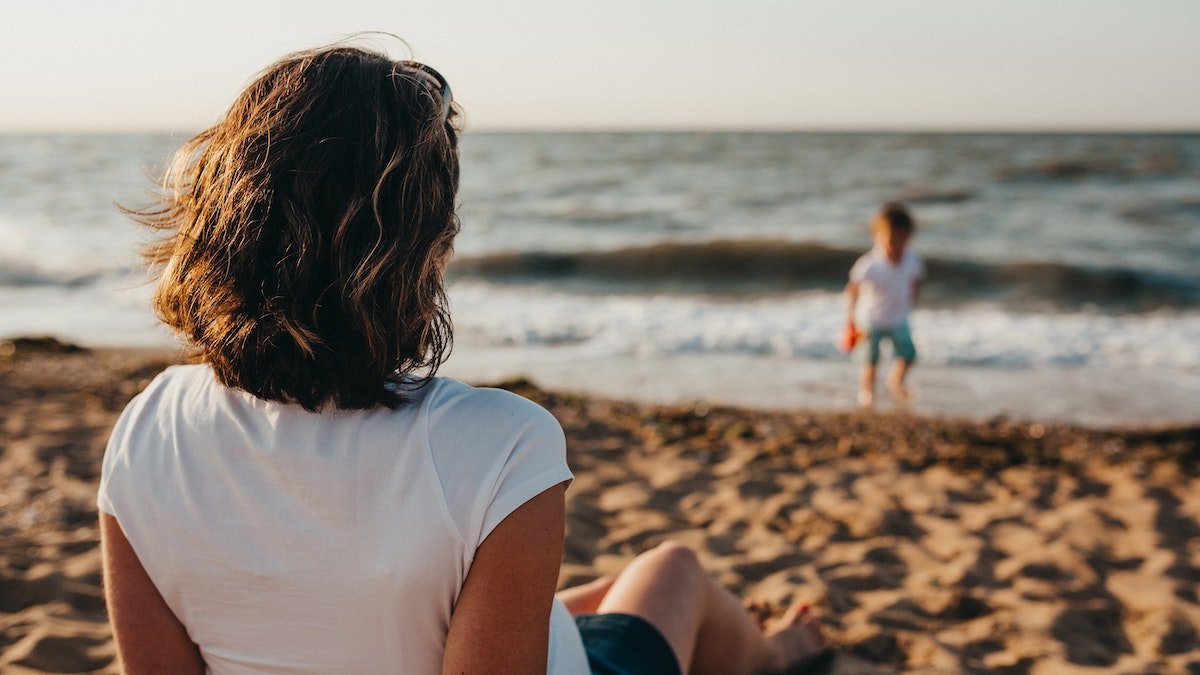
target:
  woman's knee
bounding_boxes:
[604,541,708,608]
[605,541,708,614]
[637,541,703,581]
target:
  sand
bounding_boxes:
[1,338,1198,674]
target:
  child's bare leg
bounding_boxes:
[596,541,826,675]
[858,364,876,407]
[556,575,614,615]
[887,359,911,402]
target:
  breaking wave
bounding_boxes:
[449,239,1200,312]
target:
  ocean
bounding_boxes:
[2,132,1198,425]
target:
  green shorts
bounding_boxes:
[855,322,917,365]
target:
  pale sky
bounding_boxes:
[2,0,1198,132]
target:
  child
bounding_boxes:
[844,202,924,407]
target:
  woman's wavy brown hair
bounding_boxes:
[131,45,461,410]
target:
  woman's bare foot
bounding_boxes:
[764,602,829,674]
[743,599,772,630]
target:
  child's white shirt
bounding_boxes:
[850,247,924,329]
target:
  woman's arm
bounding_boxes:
[443,482,568,675]
[100,513,206,675]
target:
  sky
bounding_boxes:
[1,0,1198,132]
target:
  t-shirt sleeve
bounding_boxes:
[96,387,152,517]
[427,385,573,555]
[96,421,124,516]
[477,405,572,543]
[910,252,925,279]
[849,254,871,283]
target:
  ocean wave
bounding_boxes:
[446,284,1200,371]
[995,151,1187,182]
[896,186,974,204]
[447,239,1200,311]
[1121,199,1200,227]
[0,256,106,289]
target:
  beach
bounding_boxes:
[2,339,1197,674]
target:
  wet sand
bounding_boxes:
[1,339,1198,673]
[441,346,1200,429]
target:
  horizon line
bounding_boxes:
[1,124,1198,136]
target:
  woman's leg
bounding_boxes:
[595,541,827,675]
[556,575,615,615]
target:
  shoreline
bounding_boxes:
[441,344,1200,431]
[2,341,1199,672]
[5,335,1196,431]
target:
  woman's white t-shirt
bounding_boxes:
[97,365,588,674]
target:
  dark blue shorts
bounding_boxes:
[575,613,682,675]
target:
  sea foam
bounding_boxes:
[448,282,1200,372]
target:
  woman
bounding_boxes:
[99,43,827,674]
